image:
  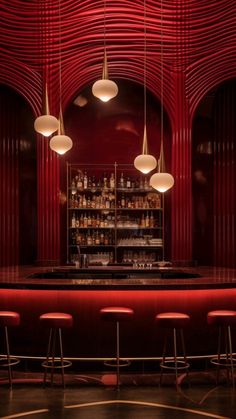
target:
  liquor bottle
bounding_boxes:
[96,214,100,227]
[91,176,96,193]
[87,196,91,208]
[121,194,125,208]
[95,230,100,245]
[103,172,108,189]
[71,212,76,228]
[87,213,92,226]
[150,212,154,228]
[110,173,115,189]
[71,178,76,195]
[77,173,83,190]
[87,230,92,245]
[82,195,87,208]
[83,213,88,228]
[145,212,150,227]
[83,171,88,189]
[140,213,145,227]
[126,177,131,188]
[119,172,124,189]
[80,213,84,227]
[100,231,104,245]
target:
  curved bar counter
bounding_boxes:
[1,265,236,360]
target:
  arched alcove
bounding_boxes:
[192,79,236,267]
[60,79,173,263]
[0,85,37,266]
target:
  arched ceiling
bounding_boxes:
[1,0,236,118]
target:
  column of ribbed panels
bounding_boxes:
[213,84,236,267]
[0,92,19,267]
[171,74,192,264]
[37,135,60,265]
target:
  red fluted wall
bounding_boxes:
[213,84,236,267]
[0,90,19,266]
[0,0,236,266]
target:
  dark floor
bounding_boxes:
[0,370,236,419]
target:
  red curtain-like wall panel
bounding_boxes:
[213,83,236,267]
[0,89,19,266]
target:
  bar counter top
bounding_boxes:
[0,265,236,290]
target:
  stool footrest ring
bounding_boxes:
[104,359,130,368]
[0,357,20,367]
[42,359,72,369]
[210,357,236,367]
[160,360,189,371]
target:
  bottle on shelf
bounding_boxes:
[77,173,83,190]
[126,176,131,188]
[71,212,76,228]
[150,212,154,228]
[110,172,115,189]
[119,172,125,189]
[83,171,88,189]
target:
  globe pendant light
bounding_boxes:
[92,0,118,102]
[50,107,72,155]
[149,0,174,193]
[134,126,157,174]
[149,142,174,192]
[34,85,59,138]
[133,0,157,174]
[49,0,73,155]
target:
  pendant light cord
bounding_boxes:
[58,0,62,105]
[103,0,106,51]
[58,0,64,134]
[159,0,165,172]
[102,0,109,79]
[144,0,147,133]
[142,0,148,154]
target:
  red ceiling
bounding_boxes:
[1,0,236,122]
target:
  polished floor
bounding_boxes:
[0,369,236,419]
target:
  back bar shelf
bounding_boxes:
[67,163,163,264]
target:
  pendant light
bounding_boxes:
[34,1,59,137]
[150,0,174,192]
[50,107,72,155]
[92,0,118,102]
[50,0,73,155]
[134,0,157,174]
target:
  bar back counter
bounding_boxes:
[1,265,236,364]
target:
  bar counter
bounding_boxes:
[1,265,236,359]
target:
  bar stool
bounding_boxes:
[207,310,236,386]
[100,306,134,389]
[0,311,20,387]
[155,312,190,387]
[39,312,73,387]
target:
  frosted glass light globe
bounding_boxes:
[49,134,73,155]
[150,172,174,192]
[92,79,118,102]
[134,154,157,174]
[34,115,59,137]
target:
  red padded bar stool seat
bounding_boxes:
[155,312,190,388]
[156,312,190,329]
[207,310,236,386]
[0,311,20,327]
[207,310,236,326]
[39,312,73,387]
[39,312,73,329]
[0,311,20,387]
[100,306,134,322]
[100,306,134,389]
